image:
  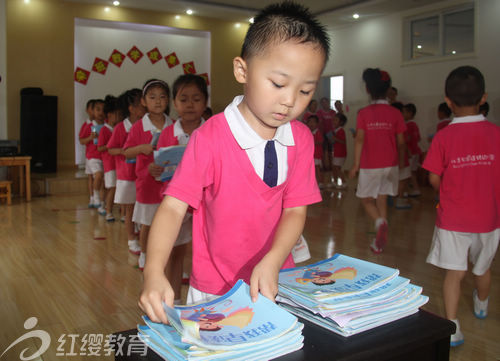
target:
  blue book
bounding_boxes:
[154,145,187,182]
[91,124,104,145]
[151,129,162,149]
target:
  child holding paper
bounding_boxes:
[139,1,329,323]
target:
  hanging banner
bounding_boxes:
[92,57,109,75]
[165,52,180,68]
[182,61,196,74]
[127,45,144,64]
[109,49,126,67]
[147,47,163,64]
[74,67,91,85]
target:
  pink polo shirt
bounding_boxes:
[317,108,336,135]
[123,114,172,204]
[333,127,347,158]
[312,129,323,160]
[356,101,406,169]
[436,118,452,132]
[165,112,321,295]
[80,120,101,160]
[423,115,500,233]
[79,119,92,158]
[98,123,115,173]
[406,120,422,155]
[107,119,136,181]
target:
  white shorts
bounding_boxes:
[314,158,322,166]
[132,201,160,226]
[410,154,420,171]
[332,157,346,167]
[87,158,103,175]
[426,226,500,275]
[399,166,411,181]
[85,159,92,175]
[104,170,116,189]
[175,213,192,247]
[114,180,136,204]
[356,166,399,198]
[186,285,218,305]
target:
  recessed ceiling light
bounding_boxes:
[113,1,120,6]
[235,23,241,28]
[249,17,254,24]
[353,13,360,19]
[175,15,180,20]
[24,0,30,3]
[417,45,422,49]
[186,9,193,15]
[104,7,110,12]
[452,50,456,54]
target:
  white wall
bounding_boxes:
[74,18,211,165]
[323,0,500,166]
[0,0,7,139]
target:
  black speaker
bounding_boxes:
[20,89,58,173]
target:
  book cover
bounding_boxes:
[150,130,162,149]
[154,145,187,182]
[91,124,104,145]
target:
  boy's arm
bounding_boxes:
[429,172,441,191]
[79,134,95,145]
[249,205,307,302]
[97,145,107,152]
[123,144,153,159]
[107,148,123,156]
[139,195,189,324]
[348,129,364,178]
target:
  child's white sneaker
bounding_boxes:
[138,252,146,270]
[291,235,311,263]
[88,196,94,208]
[127,240,141,255]
[97,205,106,216]
[473,289,488,319]
[105,213,115,222]
[370,238,383,254]
[450,319,464,347]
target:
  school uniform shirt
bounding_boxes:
[423,114,500,233]
[97,123,115,173]
[107,118,136,181]
[405,120,422,155]
[317,108,336,135]
[85,120,102,160]
[332,127,347,158]
[164,96,321,295]
[356,100,406,169]
[436,118,452,132]
[78,119,92,158]
[123,113,172,204]
[312,129,323,160]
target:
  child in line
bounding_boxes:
[423,66,500,347]
[139,1,329,322]
[97,95,123,222]
[392,103,412,209]
[149,74,208,304]
[349,68,406,254]
[317,97,336,173]
[302,99,318,123]
[79,99,96,207]
[334,100,344,115]
[306,115,324,187]
[436,102,452,132]
[108,89,146,255]
[88,99,105,209]
[124,80,173,270]
[331,113,347,189]
[402,103,422,197]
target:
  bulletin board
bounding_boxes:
[74,18,211,165]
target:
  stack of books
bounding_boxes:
[277,254,428,337]
[138,280,304,360]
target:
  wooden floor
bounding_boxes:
[0,178,499,361]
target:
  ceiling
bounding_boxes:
[65,0,448,27]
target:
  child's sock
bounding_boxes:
[375,217,387,230]
[93,190,101,205]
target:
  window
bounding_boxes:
[405,4,474,61]
[329,75,343,109]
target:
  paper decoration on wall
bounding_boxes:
[165,52,180,68]
[74,67,91,85]
[92,57,109,75]
[198,73,210,85]
[182,61,196,74]
[147,47,163,64]
[127,45,143,64]
[109,49,126,67]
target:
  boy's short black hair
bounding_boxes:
[307,114,319,123]
[438,102,452,117]
[403,103,417,117]
[94,99,104,106]
[86,99,95,109]
[104,95,121,115]
[391,101,404,113]
[479,101,489,116]
[241,1,330,62]
[445,66,485,107]
[336,113,347,126]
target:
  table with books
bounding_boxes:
[114,255,455,361]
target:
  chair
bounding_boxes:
[0,180,12,205]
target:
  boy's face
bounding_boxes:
[107,110,123,126]
[333,115,340,128]
[320,98,330,110]
[94,103,105,122]
[402,108,412,121]
[307,118,318,131]
[233,40,325,138]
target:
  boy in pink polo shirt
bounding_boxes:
[139,2,329,323]
[423,66,500,347]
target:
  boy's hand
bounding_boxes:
[148,163,164,178]
[139,272,174,324]
[141,144,154,155]
[249,256,281,303]
[348,166,358,179]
